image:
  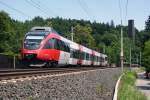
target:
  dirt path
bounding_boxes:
[136,72,150,100]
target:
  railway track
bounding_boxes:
[0,67,114,81]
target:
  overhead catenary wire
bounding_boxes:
[0,1,31,19]
[77,0,93,21]
[35,0,58,17]
[80,0,95,21]
[78,0,90,16]
[25,0,49,17]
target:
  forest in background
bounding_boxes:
[0,10,150,68]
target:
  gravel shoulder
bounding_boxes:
[0,68,121,100]
[136,72,150,100]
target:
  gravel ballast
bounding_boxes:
[0,68,121,100]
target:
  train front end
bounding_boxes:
[21,27,51,67]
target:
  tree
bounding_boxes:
[143,40,150,73]
[101,31,118,46]
[110,20,115,28]
[0,11,12,32]
[74,24,96,48]
[145,16,150,32]
[0,11,16,53]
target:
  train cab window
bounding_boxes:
[43,38,55,49]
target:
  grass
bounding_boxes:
[118,71,147,100]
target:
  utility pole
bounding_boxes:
[71,26,74,42]
[137,55,139,67]
[130,46,132,69]
[140,51,141,67]
[120,20,124,73]
[103,45,105,54]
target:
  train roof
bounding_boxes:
[60,35,79,50]
[80,45,92,54]
[101,53,107,57]
[28,26,58,36]
[31,27,53,32]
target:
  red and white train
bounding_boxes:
[21,27,108,67]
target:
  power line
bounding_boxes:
[36,0,58,17]
[77,0,91,19]
[0,1,31,19]
[77,0,96,21]
[25,0,49,17]
[30,0,50,16]
[82,0,96,21]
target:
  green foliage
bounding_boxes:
[74,24,96,48]
[143,40,150,72]
[0,11,13,32]
[118,71,147,100]
[145,16,150,32]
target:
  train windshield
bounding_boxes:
[24,34,45,50]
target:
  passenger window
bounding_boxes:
[86,53,89,60]
[70,49,73,58]
[89,54,91,61]
[81,52,84,60]
[64,42,70,52]
[59,40,70,52]
[95,56,97,61]
[105,57,108,61]
[91,55,94,61]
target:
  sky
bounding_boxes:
[0,0,150,31]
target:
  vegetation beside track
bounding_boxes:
[118,70,147,100]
